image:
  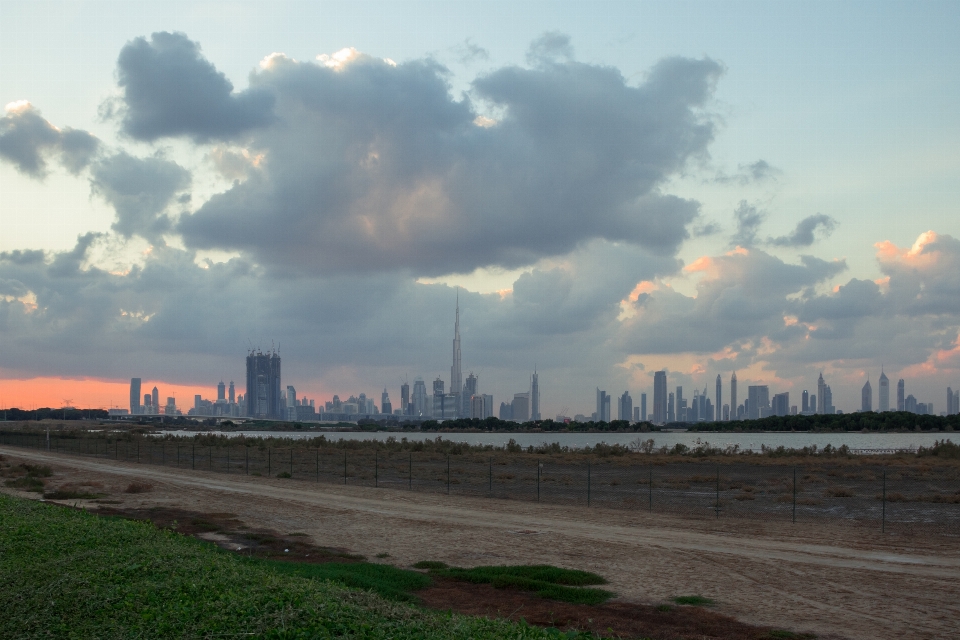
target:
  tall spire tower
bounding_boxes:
[451,288,462,414]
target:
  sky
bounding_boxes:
[2,0,960,416]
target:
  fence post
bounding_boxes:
[375,451,379,488]
[268,448,271,476]
[209,446,212,469]
[447,455,450,494]
[489,457,492,493]
[177,444,180,467]
[162,443,165,467]
[537,462,541,502]
[792,466,797,524]
[343,450,347,484]
[409,452,412,490]
[649,466,653,512]
[245,447,248,475]
[226,447,230,473]
[316,449,319,482]
[137,440,140,464]
[882,469,886,533]
[587,462,591,507]
[290,448,293,477]
[192,444,195,469]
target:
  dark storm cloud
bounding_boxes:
[0,102,99,176]
[90,152,191,239]
[114,32,274,141]
[177,44,721,275]
[769,213,836,247]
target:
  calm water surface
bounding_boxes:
[158,430,955,452]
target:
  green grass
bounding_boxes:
[425,564,614,605]
[266,560,432,602]
[672,595,715,606]
[4,476,45,492]
[0,494,570,639]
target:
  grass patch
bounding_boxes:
[276,471,292,478]
[425,564,613,605]
[656,604,673,612]
[414,560,449,570]
[0,494,559,639]
[673,595,715,606]
[265,560,432,603]
[4,476,45,492]
[767,631,817,639]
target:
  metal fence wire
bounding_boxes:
[2,432,958,536]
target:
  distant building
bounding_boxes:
[412,377,428,417]
[130,378,141,415]
[381,389,392,415]
[618,391,632,422]
[905,394,918,413]
[482,394,493,419]
[152,386,159,411]
[878,370,889,411]
[512,393,531,422]
[897,379,905,412]
[640,393,647,422]
[748,386,770,420]
[730,372,738,421]
[229,381,236,404]
[499,400,513,420]
[400,381,410,416]
[596,388,610,422]
[164,397,177,415]
[246,350,282,419]
[715,375,722,420]
[801,390,809,413]
[463,373,478,418]
[469,394,484,419]
[772,392,789,417]
[668,392,675,423]
[218,380,226,401]
[531,370,540,420]
[653,371,668,425]
[862,379,873,412]
[823,385,834,415]
[817,373,826,414]
[450,292,462,418]
[433,377,445,418]
[675,386,684,422]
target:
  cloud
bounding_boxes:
[114,32,275,141]
[454,39,489,65]
[620,248,847,354]
[90,152,191,239]
[526,31,574,65]
[0,101,99,177]
[714,159,780,186]
[177,42,721,275]
[769,213,836,247]
[729,200,764,248]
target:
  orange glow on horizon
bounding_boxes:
[0,377,216,410]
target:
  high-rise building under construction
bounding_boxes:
[246,350,282,419]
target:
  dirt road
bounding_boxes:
[3,446,958,640]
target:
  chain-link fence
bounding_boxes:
[3,431,958,535]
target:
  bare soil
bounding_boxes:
[3,446,960,640]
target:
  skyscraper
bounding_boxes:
[730,372,738,420]
[897,378,905,412]
[130,378,141,415]
[246,350,282,419]
[640,393,647,422]
[668,392,675,423]
[862,379,872,412]
[653,371,668,424]
[218,380,226,401]
[878,369,889,412]
[462,372,478,417]
[531,370,540,420]
[802,389,809,413]
[596,388,610,422]
[618,391,632,421]
[715,374,722,420]
[400,380,410,415]
[151,386,159,411]
[450,290,462,417]
[381,389,392,415]
[748,385,769,419]
[228,381,235,404]
[412,377,428,416]
[433,377,445,418]
[772,392,789,417]
[817,373,826,414]
[675,386,684,422]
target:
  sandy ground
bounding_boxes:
[3,446,959,640]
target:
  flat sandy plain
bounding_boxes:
[3,445,959,640]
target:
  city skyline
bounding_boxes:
[3,3,960,417]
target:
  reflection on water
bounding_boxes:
[156,430,955,452]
